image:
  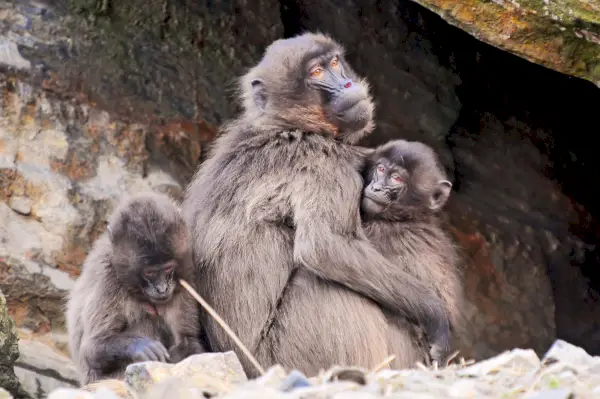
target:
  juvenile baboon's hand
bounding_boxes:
[128,337,170,363]
[168,337,206,363]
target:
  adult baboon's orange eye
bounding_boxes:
[311,67,323,77]
[331,57,339,67]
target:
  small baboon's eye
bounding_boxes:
[310,67,324,77]
[391,175,403,184]
[376,165,385,173]
[144,270,156,278]
[164,265,174,274]
[331,56,339,67]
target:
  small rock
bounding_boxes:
[251,365,288,388]
[0,388,13,399]
[447,379,477,397]
[286,381,361,399]
[542,339,596,369]
[124,351,247,394]
[280,370,312,392]
[9,196,32,215]
[47,387,123,399]
[321,366,368,385]
[47,388,93,399]
[331,393,379,399]
[81,380,134,399]
[143,376,220,399]
[524,388,573,399]
[221,387,288,399]
[0,37,31,70]
[458,348,540,377]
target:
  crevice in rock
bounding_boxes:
[14,362,79,387]
[278,0,307,38]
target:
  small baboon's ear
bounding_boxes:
[251,79,267,111]
[429,180,452,211]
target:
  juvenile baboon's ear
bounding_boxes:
[429,180,452,211]
[251,79,268,111]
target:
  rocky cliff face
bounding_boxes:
[1,0,600,379]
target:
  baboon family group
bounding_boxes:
[65,32,465,385]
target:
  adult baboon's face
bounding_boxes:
[242,33,375,143]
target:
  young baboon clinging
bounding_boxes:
[361,139,465,368]
[66,193,205,385]
[181,32,451,377]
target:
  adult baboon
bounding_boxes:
[361,139,464,368]
[66,193,205,385]
[182,33,451,377]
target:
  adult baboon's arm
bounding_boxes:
[291,173,450,358]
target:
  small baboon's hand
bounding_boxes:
[128,337,170,363]
[168,337,206,363]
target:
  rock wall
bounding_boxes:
[1,0,600,373]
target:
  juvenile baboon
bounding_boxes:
[361,139,465,368]
[181,32,451,377]
[66,192,205,385]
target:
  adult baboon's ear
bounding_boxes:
[429,180,452,211]
[251,79,267,111]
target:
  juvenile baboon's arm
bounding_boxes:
[81,304,170,374]
[291,171,450,359]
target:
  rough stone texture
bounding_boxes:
[1,0,600,374]
[124,351,247,396]
[0,290,31,399]
[412,0,600,87]
[14,339,78,399]
[44,341,600,398]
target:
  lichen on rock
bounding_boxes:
[0,290,31,399]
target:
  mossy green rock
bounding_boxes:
[0,290,31,399]
[412,0,600,87]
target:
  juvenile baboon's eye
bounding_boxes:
[144,270,156,278]
[164,266,174,274]
[391,175,403,184]
[310,67,323,77]
[376,165,385,173]
[331,56,339,67]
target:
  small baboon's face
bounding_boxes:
[137,259,177,304]
[361,140,453,220]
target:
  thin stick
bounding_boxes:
[371,355,396,373]
[179,279,266,375]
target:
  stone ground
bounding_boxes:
[29,340,600,399]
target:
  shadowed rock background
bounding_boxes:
[1,0,599,396]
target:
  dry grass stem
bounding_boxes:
[179,279,266,375]
[371,355,397,373]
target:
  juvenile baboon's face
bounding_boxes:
[136,258,177,304]
[244,33,375,143]
[361,140,452,220]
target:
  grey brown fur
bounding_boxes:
[361,139,465,368]
[181,32,451,377]
[66,192,204,385]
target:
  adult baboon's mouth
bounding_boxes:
[335,98,368,116]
